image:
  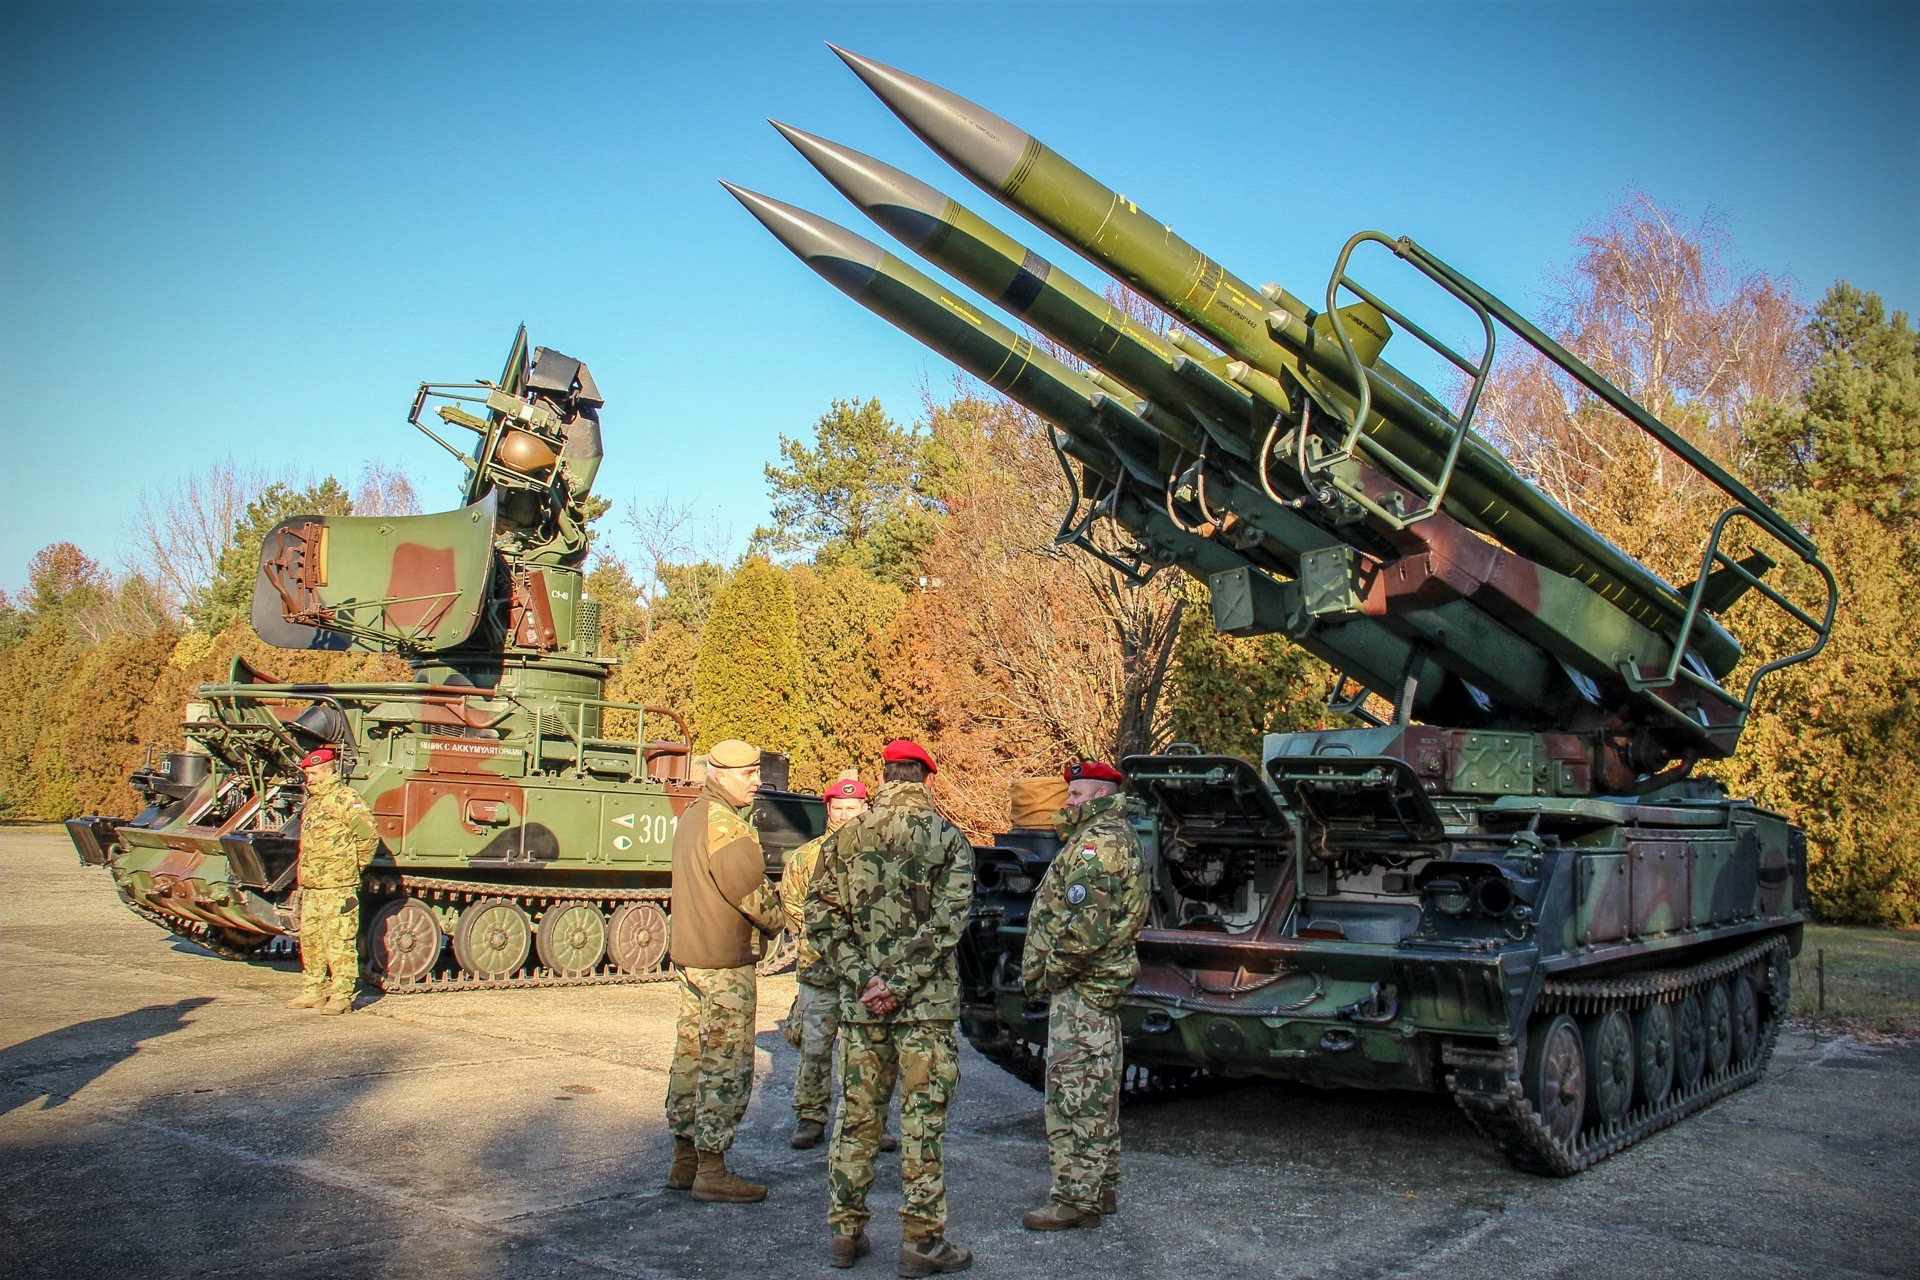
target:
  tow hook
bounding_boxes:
[1336,981,1400,1025]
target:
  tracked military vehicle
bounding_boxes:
[68,332,822,990]
[733,48,1836,1173]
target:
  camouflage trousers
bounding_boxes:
[788,978,840,1123]
[828,1019,957,1243]
[1044,986,1122,1213]
[298,888,360,1000]
[666,964,758,1152]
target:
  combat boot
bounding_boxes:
[1021,1199,1101,1231]
[664,1137,696,1190]
[828,1230,871,1269]
[319,995,354,1016]
[897,1236,971,1277]
[791,1119,826,1149]
[690,1150,767,1203]
[284,992,325,1010]
[1099,1187,1117,1215]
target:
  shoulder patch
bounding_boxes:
[1082,845,1097,859]
[1067,883,1088,905]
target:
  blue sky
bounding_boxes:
[2,0,1915,595]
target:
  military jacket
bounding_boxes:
[298,772,378,890]
[779,828,834,983]
[805,780,972,1023]
[669,784,784,969]
[1022,793,1149,1011]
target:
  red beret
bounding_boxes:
[1065,760,1123,784]
[882,739,937,774]
[824,778,868,800]
[299,747,338,768]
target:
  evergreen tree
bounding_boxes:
[1719,282,1920,923]
[788,564,908,791]
[1747,283,1918,525]
[692,558,799,754]
[1162,580,1344,761]
[757,398,937,586]
[188,478,352,633]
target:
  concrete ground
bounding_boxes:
[1,824,1914,1280]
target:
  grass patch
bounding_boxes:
[1790,923,1920,1037]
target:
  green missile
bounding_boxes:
[828,45,1742,679]
[723,181,1468,709]
[719,182,1168,486]
[768,120,1266,464]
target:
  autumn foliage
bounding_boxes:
[2,196,1913,923]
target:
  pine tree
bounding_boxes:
[788,564,908,790]
[188,478,352,633]
[1720,283,1920,923]
[1162,580,1343,762]
[757,398,936,586]
[692,558,799,754]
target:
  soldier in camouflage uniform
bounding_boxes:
[781,773,896,1153]
[664,738,786,1204]
[285,746,378,1016]
[806,740,974,1277]
[1019,760,1150,1230]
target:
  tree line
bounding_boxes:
[1,197,1913,924]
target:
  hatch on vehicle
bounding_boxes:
[1122,754,1288,840]
[1266,755,1446,842]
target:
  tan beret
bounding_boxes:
[708,738,760,769]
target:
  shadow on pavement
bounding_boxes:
[0,996,214,1112]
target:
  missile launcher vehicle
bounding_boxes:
[68,331,823,990]
[731,48,1837,1173]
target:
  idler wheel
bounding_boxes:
[1632,1001,1676,1107]
[1674,988,1708,1090]
[367,898,443,984]
[535,901,607,978]
[607,902,669,975]
[1581,1008,1636,1128]
[1703,980,1734,1077]
[1522,1013,1586,1146]
[452,898,532,980]
[1728,969,1761,1066]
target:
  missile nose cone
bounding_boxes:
[826,47,1030,191]
[719,182,883,298]
[768,121,950,252]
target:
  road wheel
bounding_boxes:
[755,929,797,976]
[452,898,531,980]
[1674,988,1707,1090]
[607,902,669,975]
[1703,979,1734,1077]
[1581,1008,1636,1129]
[1633,1001,1675,1107]
[1728,969,1761,1065]
[535,901,607,978]
[1522,1013,1586,1146]
[367,897,441,984]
